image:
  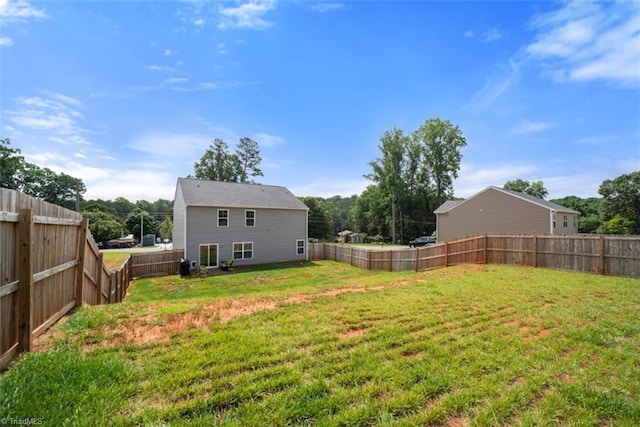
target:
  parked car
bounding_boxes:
[409,236,436,247]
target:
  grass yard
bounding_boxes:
[1,261,639,426]
[102,251,131,270]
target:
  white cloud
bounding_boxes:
[453,163,538,198]
[217,42,227,54]
[192,17,204,27]
[464,30,474,38]
[0,0,48,23]
[290,178,368,198]
[310,2,345,14]
[164,77,189,84]
[481,27,503,42]
[0,36,12,46]
[218,1,275,30]
[509,120,556,135]
[525,0,640,87]
[128,132,212,162]
[254,132,284,148]
[144,65,176,73]
[163,49,176,56]
[466,60,521,112]
[6,94,90,145]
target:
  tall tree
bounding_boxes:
[125,208,159,241]
[352,185,389,238]
[302,197,332,240]
[412,118,467,209]
[194,138,243,182]
[1,139,86,210]
[503,179,548,199]
[365,126,408,243]
[236,137,263,183]
[598,171,640,234]
[0,138,26,189]
[82,209,125,243]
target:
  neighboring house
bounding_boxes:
[434,186,580,242]
[173,178,309,269]
[336,230,365,243]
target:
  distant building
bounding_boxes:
[434,186,580,242]
[173,178,309,269]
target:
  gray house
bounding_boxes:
[173,178,309,269]
[434,186,580,242]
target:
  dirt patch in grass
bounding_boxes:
[338,328,368,340]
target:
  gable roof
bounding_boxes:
[435,186,580,215]
[176,178,308,210]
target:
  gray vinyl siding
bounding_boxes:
[185,206,307,266]
[172,186,186,251]
[437,188,551,242]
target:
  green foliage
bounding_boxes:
[0,138,27,189]
[125,208,159,241]
[598,214,632,235]
[82,209,125,242]
[365,118,466,242]
[322,194,358,234]
[236,137,263,183]
[0,138,86,209]
[598,171,640,234]
[194,137,264,183]
[504,178,549,199]
[159,215,173,240]
[302,196,332,239]
[353,184,390,237]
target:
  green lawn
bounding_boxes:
[101,251,131,270]
[2,262,639,426]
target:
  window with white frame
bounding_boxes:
[296,239,305,255]
[233,242,253,260]
[199,243,218,267]
[245,210,255,227]
[553,214,556,229]
[218,209,228,227]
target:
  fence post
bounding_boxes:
[444,243,449,267]
[532,235,538,268]
[414,247,419,272]
[16,209,34,353]
[75,218,88,306]
[483,235,488,264]
[598,235,605,275]
[388,250,393,272]
[97,252,105,304]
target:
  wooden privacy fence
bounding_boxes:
[309,234,640,278]
[0,188,183,370]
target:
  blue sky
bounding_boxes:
[1,0,638,202]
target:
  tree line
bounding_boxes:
[2,129,639,245]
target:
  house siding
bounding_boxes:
[172,186,186,251]
[185,206,308,266]
[437,188,552,242]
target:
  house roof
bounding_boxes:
[176,178,309,210]
[434,186,580,215]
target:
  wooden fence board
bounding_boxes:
[309,234,640,278]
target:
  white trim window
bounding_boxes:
[296,239,305,255]
[218,209,229,227]
[563,215,568,228]
[233,242,253,260]
[199,243,218,267]
[245,210,256,227]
